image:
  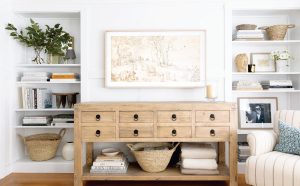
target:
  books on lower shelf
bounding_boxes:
[21,88,52,109]
[51,114,74,127]
[233,80,294,91]
[22,116,52,126]
[50,73,79,82]
[238,142,250,163]
[90,153,128,174]
[232,81,263,90]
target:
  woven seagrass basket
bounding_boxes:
[127,142,180,173]
[259,24,295,40]
[236,24,257,30]
[22,128,66,161]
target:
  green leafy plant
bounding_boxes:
[45,24,71,56]
[5,19,47,64]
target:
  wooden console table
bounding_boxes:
[74,102,237,186]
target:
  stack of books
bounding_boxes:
[233,30,264,41]
[238,142,251,163]
[21,88,52,109]
[269,80,294,90]
[51,114,74,127]
[232,81,263,90]
[90,153,128,174]
[21,72,49,82]
[50,73,79,82]
[22,116,52,126]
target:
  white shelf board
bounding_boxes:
[15,108,74,112]
[232,90,300,93]
[13,156,74,173]
[15,126,74,129]
[16,81,81,84]
[232,72,300,75]
[238,129,273,134]
[16,64,81,67]
[232,40,300,44]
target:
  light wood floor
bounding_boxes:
[0,174,250,186]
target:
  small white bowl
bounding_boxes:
[101,148,120,157]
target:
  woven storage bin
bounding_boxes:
[22,128,66,161]
[259,24,295,40]
[236,24,257,30]
[127,142,180,173]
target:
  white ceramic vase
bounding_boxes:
[62,142,74,161]
[276,60,290,72]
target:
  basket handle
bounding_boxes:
[127,144,134,151]
[59,128,66,138]
[18,134,26,143]
[288,24,295,28]
[258,26,268,30]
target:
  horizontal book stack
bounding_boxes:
[232,81,263,90]
[22,116,52,126]
[233,30,265,41]
[21,72,49,82]
[21,88,52,109]
[238,142,251,163]
[90,153,128,174]
[51,114,74,127]
[50,73,79,82]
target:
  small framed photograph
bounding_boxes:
[238,97,278,129]
[250,53,275,72]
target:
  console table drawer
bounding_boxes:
[196,111,230,123]
[195,127,229,138]
[157,111,191,123]
[81,111,115,123]
[157,126,192,138]
[119,124,153,138]
[82,126,116,141]
[119,111,154,123]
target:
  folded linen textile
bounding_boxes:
[180,168,219,175]
[181,159,218,170]
[181,143,217,159]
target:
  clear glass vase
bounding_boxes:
[32,48,45,64]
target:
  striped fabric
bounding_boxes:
[246,110,300,186]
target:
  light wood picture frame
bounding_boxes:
[238,97,278,129]
[105,31,206,88]
[250,53,275,72]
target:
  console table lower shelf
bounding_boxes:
[82,163,229,181]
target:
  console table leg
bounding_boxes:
[229,141,238,186]
[218,142,225,164]
[86,142,93,167]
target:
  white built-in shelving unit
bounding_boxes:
[228,7,300,173]
[10,11,82,173]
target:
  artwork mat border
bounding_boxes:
[250,52,275,72]
[237,97,278,129]
[105,30,206,88]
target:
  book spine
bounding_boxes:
[34,88,37,109]
[22,87,26,109]
[51,75,75,79]
[93,161,125,167]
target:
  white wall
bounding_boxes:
[0,0,12,179]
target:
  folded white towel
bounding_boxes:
[181,143,217,159]
[181,168,219,175]
[181,159,218,170]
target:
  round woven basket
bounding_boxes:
[22,129,66,161]
[259,24,295,40]
[127,142,180,173]
[236,24,257,30]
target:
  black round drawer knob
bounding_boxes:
[210,129,215,136]
[171,114,177,121]
[95,130,101,137]
[133,114,139,121]
[171,129,177,136]
[133,129,139,136]
[209,114,215,121]
[95,114,101,121]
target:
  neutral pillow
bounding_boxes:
[274,121,300,155]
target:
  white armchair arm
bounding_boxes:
[247,131,277,156]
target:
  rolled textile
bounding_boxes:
[181,159,218,170]
[181,168,219,175]
[181,143,217,159]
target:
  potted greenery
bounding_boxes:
[270,50,293,72]
[5,19,72,64]
[5,19,47,64]
[45,24,71,64]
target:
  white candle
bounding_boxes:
[206,84,217,99]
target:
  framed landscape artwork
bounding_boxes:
[105,31,206,87]
[250,53,275,72]
[238,97,278,129]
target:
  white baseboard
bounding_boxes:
[0,165,11,179]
